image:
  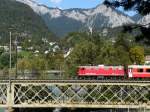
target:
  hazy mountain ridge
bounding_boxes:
[16,0,137,37]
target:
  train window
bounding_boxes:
[137,69,143,72]
[81,68,85,70]
[146,69,150,72]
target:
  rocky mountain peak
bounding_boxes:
[138,13,150,27]
[16,0,136,37]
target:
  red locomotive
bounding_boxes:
[78,65,150,79]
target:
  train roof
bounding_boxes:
[128,65,150,68]
[79,65,124,68]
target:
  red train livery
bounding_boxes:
[128,65,150,78]
[78,65,150,78]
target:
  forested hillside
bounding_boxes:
[0,0,55,44]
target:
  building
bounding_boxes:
[17,46,22,52]
[0,46,9,52]
[145,55,150,65]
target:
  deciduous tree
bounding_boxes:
[129,46,145,64]
[17,58,32,77]
[67,40,98,65]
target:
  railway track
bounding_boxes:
[0,79,149,83]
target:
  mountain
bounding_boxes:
[131,14,143,22]
[138,14,150,26]
[16,0,135,37]
[0,0,54,44]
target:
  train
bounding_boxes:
[77,65,150,79]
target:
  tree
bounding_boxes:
[53,52,65,70]
[31,56,47,71]
[45,51,65,70]
[94,38,132,66]
[114,33,135,51]
[96,41,117,65]
[61,32,90,49]
[65,63,78,78]
[17,58,32,77]
[115,46,132,65]
[66,40,98,77]
[104,0,150,15]
[67,40,98,65]
[104,0,150,42]
[129,46,145,64]
[0,53,16,69]
[0,47,4,55]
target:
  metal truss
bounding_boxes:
[0,82,8,107]
[0,80,149,109]
[12,81,150,109]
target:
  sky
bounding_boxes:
[36,0,103,9]
[35,0,136,16]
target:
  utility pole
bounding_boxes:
[9,32,12,80]
[14,37,18,78]
[9,31,12,102]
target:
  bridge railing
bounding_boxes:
[0,81,8,107]
[0,80,150,109]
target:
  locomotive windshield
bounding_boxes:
[137,69,143,72]
[146,69,150,72]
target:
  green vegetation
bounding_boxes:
[129,46,145,64]
[0,0,55,45]
[0,52,16,69]
[0,31,148,79]
[63,32,146,77]
[0,0,149,79]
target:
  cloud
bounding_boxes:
[49,0,63,4]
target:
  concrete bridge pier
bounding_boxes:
[137,108,148,112]
[7,82,14,112]
[7,107,14,112]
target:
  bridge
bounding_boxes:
[0,80,149,111]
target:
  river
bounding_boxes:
[12,108,142,112]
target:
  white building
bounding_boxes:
[145,55,150,65]
[17,46,22,52]
[0,46,9,52]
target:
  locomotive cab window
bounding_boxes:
[81,68,85,70]
[146,69,150,72]
[137,69,143,72]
